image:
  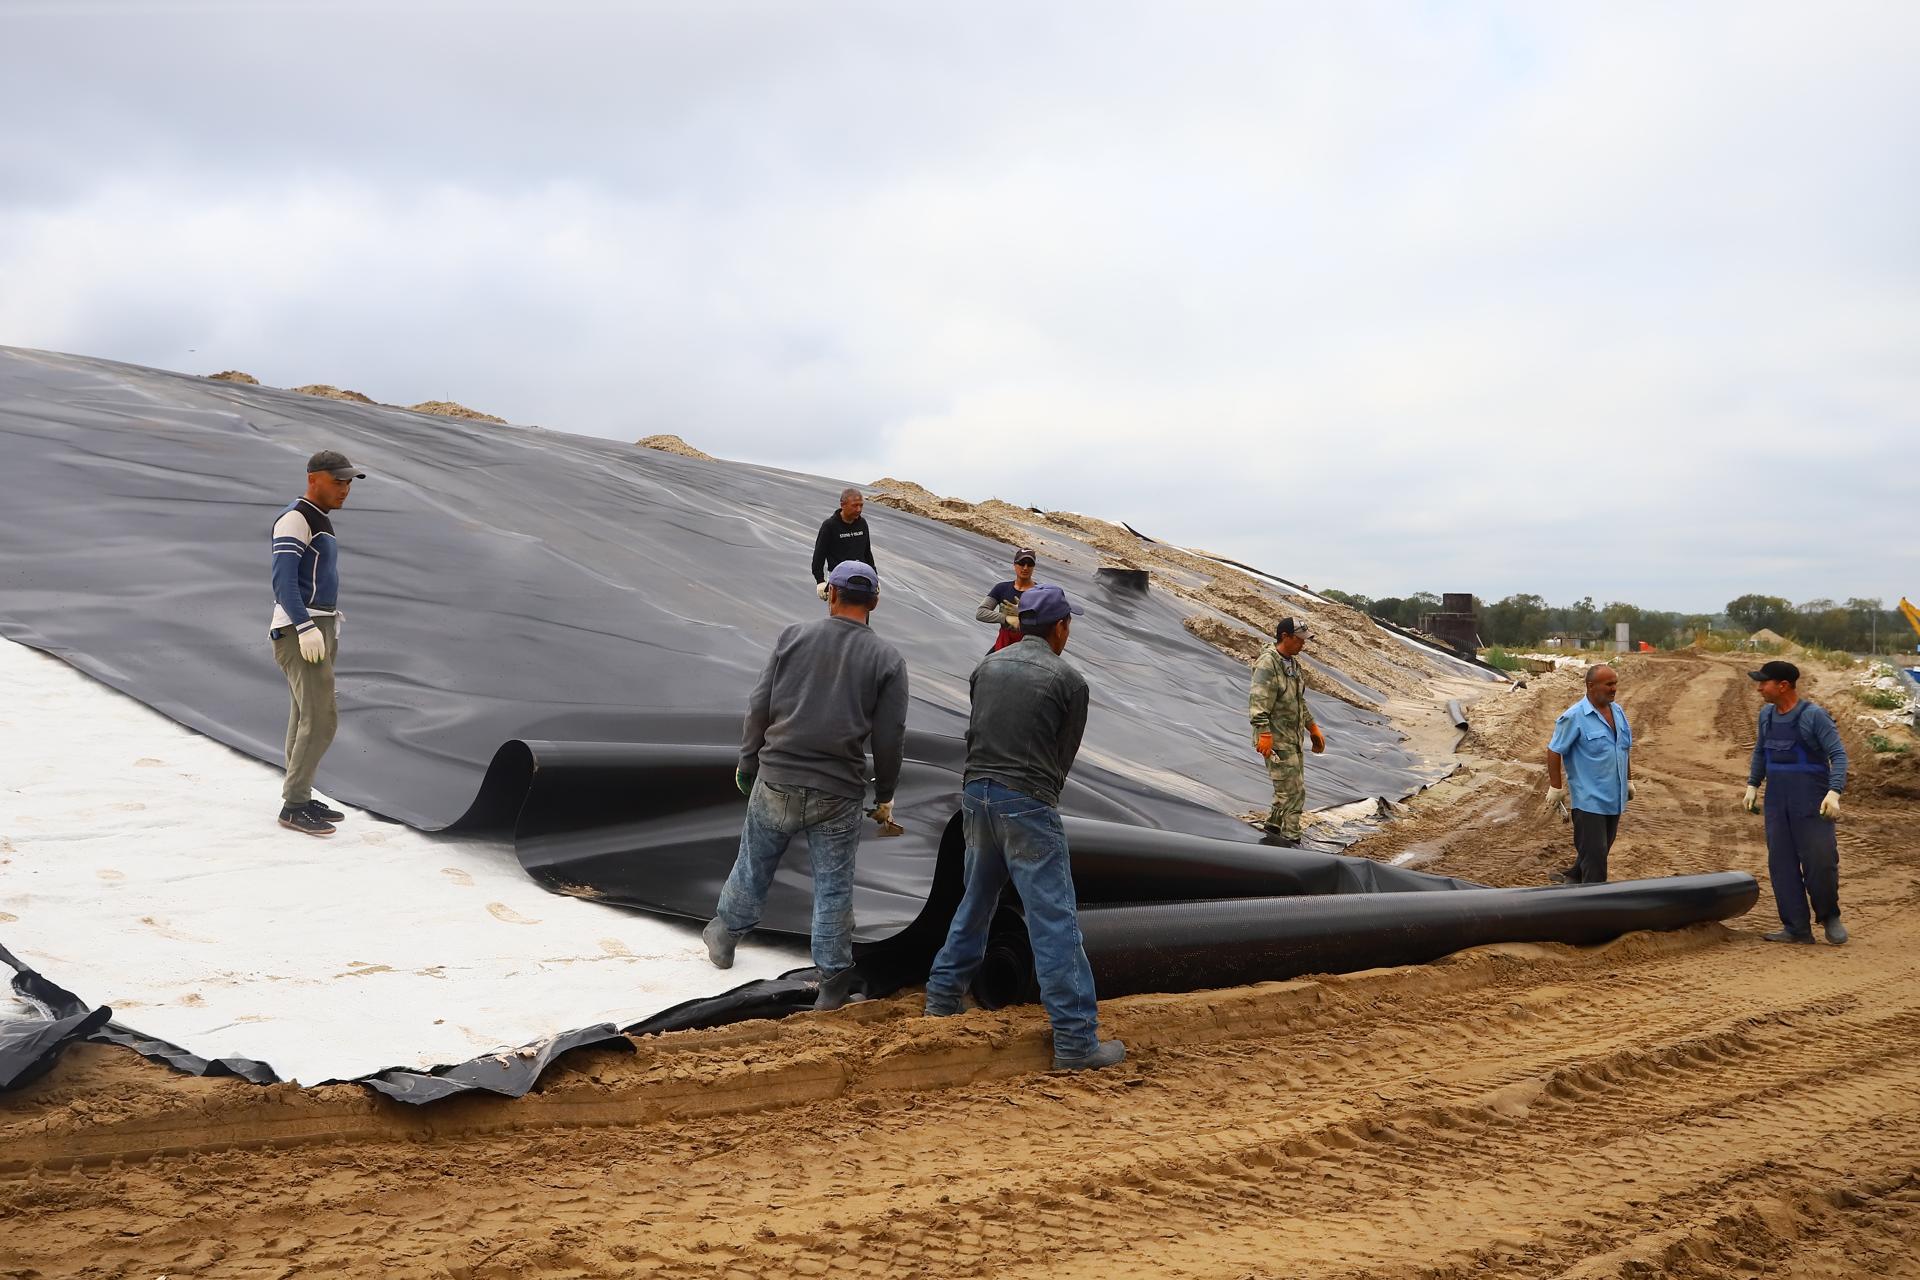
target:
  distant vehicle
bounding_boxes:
[1902,597,1920,654]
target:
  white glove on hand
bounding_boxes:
[1626,780,1636,802]
[1546,785,1570,821]
[998,600,1019,622]
[815,582,831,601]
[297,626,327,664]
[1742,785,1760,814]
[1819,790,1841,820]
[871,801,894,826]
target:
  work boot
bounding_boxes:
[1822,916,1850,945]
[924,990,978,1017]
[1053,1039,1127,1071]
[702,917,742,969]
[304,798,346,823]
[1762,928,1815,945]
[278,805,335,837]
[1548,867,1578,886]
[1259,829,1300,849]
[813,966,866,1011]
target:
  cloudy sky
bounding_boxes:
[3,1,1915,611]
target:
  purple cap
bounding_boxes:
[827,560,879,595]
[1018,583,1082,627]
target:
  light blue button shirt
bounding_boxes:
[1547,697,1632,816]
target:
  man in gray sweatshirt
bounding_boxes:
[703,560,909,1010]
[923,583,1126,1071]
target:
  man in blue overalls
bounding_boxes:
[1743,660,1850,945]
[1544,663,1633,884]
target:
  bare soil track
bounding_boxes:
[4,652,1917,1278]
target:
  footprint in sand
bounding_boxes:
[440,867,474,886]
[487,902,540,925]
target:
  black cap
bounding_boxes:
[1274,617,1312,641]
[306,449,366,480]
[1013,547,1037,565]
[1748,660,1800,684]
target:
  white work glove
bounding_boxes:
[1626,780,1636,802]
[1742,785,1760,814]
[1819,790,1841,820]
[815,582,831,601]
[998,600,1019,623]
[1545,785,1570,821]
[297,625,327,664]
[871,801,894,826]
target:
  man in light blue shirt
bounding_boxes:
[1544,664,1633,884]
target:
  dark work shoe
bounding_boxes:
[1259,830,1300,848]
[1822,916,1849,945]
[813,966,866,1011]
[1053,1039,1127,1071]
[1548,867,1576,885]
[304,799,346,823]
[702,917,741,969]
[278,805,335,837]
[924,991,978,1017]
[1762,928,1815,945]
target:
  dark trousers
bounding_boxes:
[1765,804,1841,935]
[1567,809,1620,884]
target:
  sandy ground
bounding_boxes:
[4,651,1919,1278]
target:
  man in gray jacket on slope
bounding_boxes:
[703,560,910,1009]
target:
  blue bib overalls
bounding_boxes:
[1760,705,1840,935]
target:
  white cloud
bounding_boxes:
[1,2,1915,609]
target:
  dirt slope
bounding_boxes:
[3,652,1917,1279]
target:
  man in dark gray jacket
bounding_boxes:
[703,560,909,1009]
[923,584,1125,1071]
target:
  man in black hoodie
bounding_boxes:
[809,488,876,599]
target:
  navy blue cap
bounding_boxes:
[827,560,878,594]
[1019,583,1082,627]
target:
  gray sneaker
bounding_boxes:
[1763,928,1815,944]
[702,917,741,969]
[1823,916,1849,945]
[1052,1038,1127,1071]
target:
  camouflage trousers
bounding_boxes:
[1264,747,1306,841]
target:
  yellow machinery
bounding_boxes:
[1901,597,1920,652]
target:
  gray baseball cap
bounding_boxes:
[306,449,366,480]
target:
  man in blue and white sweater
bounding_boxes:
[268,449,365,836]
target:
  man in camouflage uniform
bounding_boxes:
[1248,617,1326,846]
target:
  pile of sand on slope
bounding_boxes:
[203,371,513,424]
[288,384,378,405]
[408,400,506,424]
[867,478,1463,706]
[867,478,1029,546]
[636,434,715,460]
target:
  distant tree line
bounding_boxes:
[1320,588,1910,654]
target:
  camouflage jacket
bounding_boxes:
[1248,646,1316,747]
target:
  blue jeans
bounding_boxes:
[715,779,863,973]
[926,778,1100,1058]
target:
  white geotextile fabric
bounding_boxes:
[0,638,806,1084]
